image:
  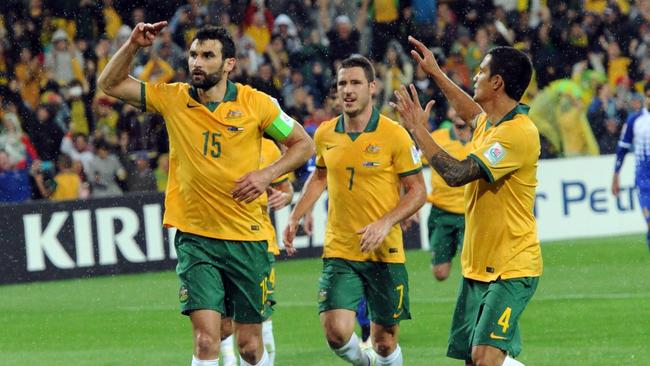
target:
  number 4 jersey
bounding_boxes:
[314,108,422,263]
[143,80,295,241]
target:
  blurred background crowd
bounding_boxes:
[1,0,649,203]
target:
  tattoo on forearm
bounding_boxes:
[429,152,485,187]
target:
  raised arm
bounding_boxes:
[408,36,482,126]
[97,21,167,107]
[392,84,486,187]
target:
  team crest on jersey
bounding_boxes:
[179,285,189,302]
[226,109,244,119]
[484,142,506,166]
[365,144,381,154]
[363,161,380,167]
[318,289,328,302]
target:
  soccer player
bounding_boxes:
[612,82,650,253]
[427,109,473,281]
[98,23,313,366]
[391,37,542,366]
[221,138,294,366]
[284,55,427,366]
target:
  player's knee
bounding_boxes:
[373,338,397,357]
[325,330,349,349]
[194,332,219,358]
[237,336,263,362]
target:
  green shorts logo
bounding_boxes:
[179,285,189,302]
[318,289,328,303]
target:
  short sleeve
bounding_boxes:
[393,127,422,177]
[468,123,528,183]
[314,124,326,169]
[144,81,172,114]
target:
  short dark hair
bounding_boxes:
[339,55,375,82]
[486,47,533,101]
[193,26,236,60]
[644,81,650,94]
[57,153,73,169]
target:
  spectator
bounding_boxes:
[123,151,157,192]
[273,14,302,54]
[87,139,126,198]
[13,47,42,109]
[0,149,32,203]
[26,105,65,164]
[32,153,82,201]
[94,97,119,145]
[44,29,85,87]
[0,112,39,169]
[588,83,626,142]
[381,41,414,105]
[60,133,95,175]
[320,3,367,66]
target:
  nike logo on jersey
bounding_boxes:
[326,145,337,150]
[186,102,200,108]
[489,332,507,340]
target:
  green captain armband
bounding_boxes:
[264,110,296,141]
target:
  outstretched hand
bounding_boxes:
[390,84,435,132]
[408,36,442,76]
[130,21,168,48]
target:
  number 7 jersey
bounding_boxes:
[314,108,422,263]
[143,80,295,241]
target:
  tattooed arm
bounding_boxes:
[408,121,486,186]
[391,84,487,187]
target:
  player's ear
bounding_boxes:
[224,57,236,73]
[369,80,377,95]
[491,74,503,92]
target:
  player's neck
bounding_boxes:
[196,79,228,103]
[482,95,519,124]
[343,105,373,132]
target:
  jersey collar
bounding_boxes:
[189,80,239,107]
[486,103,530,130]
[335,107,380,140]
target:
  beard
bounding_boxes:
[191,65,224,90]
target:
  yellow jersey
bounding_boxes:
[464,104,543,281]
[50,172,80,201]
[259,138,290,255]
[315,108,422,263]
[427,128,471,214]
[143,80,295,241]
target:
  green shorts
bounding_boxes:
[266,252,276,308]
[174,230,272,323]
[428,206,465,265]
[447,276,539,361]
[318,258,410,326]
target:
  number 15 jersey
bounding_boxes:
[144,80,295,241]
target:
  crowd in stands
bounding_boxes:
[1,0,650,203]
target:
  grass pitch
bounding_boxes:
[1,235,649,365]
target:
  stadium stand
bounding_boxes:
[0,0,648,203]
